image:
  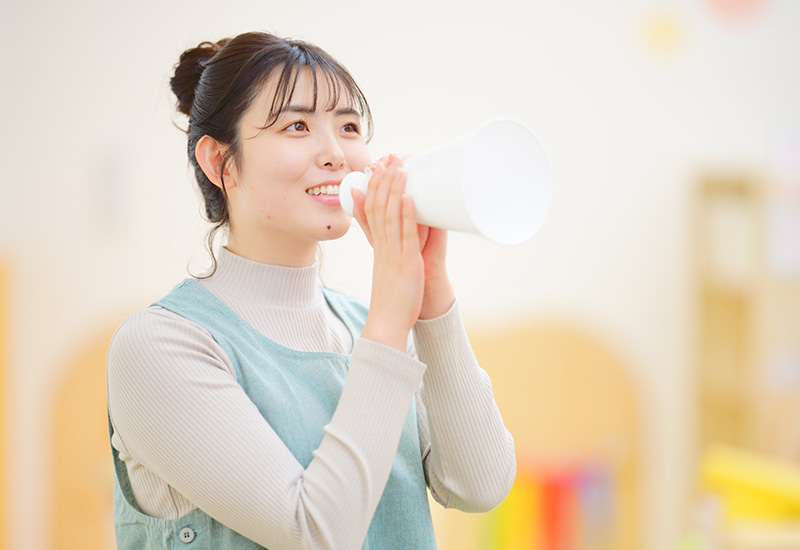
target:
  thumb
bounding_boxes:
[350,188,372,243]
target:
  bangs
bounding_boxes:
[259,45,373,140]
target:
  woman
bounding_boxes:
[107,31,515,550]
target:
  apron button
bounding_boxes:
[179,527,195,543]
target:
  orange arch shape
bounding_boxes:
[432,321,642,550]
[51,323,120,550]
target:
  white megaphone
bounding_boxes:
[339,118,552,246]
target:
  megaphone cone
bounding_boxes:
[340,118,552,246]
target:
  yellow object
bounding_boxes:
[485,471,542,550]
[700,445,800,521]
[641,9,684,58]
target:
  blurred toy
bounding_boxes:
[700,445,800,521]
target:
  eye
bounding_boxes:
[342,122,360,134]
[285,121,308,132]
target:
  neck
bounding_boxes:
[226,230,318,267]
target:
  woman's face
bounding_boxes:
[224,68,370,263]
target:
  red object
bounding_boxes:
[707,0,766,18]
[541,469,577,550]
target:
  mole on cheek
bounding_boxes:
[326,225,331,230]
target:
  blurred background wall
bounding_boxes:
[1,0,799,549]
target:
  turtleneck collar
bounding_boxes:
[199,247,322,307]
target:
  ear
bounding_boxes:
[195,135,236,190]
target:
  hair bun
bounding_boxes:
[170,39,229,116]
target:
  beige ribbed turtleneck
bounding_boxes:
[199,248,354,354]
[107,247,515,549]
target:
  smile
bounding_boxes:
[306,185,340,196]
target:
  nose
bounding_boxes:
[316,130,346,170]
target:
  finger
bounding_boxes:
[374,153,393,169]
[401,195,420,255]
[427,226,448,246]
[374,152,407,173]
[362,163,380,213]
[386,153,406,169]
[385,167,407,254]
[420,226,448,265]
[350,188,372,244]
[417,223,430,252]
[371,160,397,244]
[363,163,384,242]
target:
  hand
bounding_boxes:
[351,154,424,351]
[375,154,453,320]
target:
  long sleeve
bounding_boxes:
[412,301,516,513]
[107,306,425,550]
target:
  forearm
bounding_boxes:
[413,302,516,512]
[301,338,427,544]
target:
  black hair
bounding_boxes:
[170,31,373,275]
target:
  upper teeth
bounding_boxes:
[307,185,340,196]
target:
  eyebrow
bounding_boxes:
[281,105,360,117]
